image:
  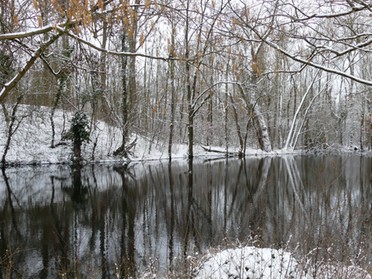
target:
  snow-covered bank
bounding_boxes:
[0,105,287,166]
[0,105,118,164]
[0,105,370,166]
[0,105,173,165]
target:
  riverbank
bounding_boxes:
[1,105,370,167]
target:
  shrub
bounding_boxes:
[63,111,90,162]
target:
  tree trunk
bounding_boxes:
[246,79,272,152]
[284,71,319,150]
[50,75,65,148]
[168,21,176,158]
[1,96,23,165]
[185,0,193,159]
[229,94,244,157]
[119,32,129,157]
[115,0,139,158]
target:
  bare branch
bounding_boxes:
[58,27,171,61]
[0,22,71,40]
[247,24,372,86]
[0,32,64,103]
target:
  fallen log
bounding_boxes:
[200,145,243,157]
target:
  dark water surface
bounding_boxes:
[0,155,371,278]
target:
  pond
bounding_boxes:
[0,155,371,278]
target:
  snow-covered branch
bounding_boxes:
[0,22,72,41]
[58,27,172,62]
[252,28,372,86]
[0,32,64,103]
[289,0,371,21]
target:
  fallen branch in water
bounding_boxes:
[200,145,242,157]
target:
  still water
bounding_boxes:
[0,155,371,278]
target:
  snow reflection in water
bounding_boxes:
[0,155,371,278]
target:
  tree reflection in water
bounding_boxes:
[62,165,88,208]
[0,155,370,278]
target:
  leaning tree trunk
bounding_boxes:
[246,80,272,152]
[253,104,272,152]
[244,45,272,152]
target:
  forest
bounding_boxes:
[0,0,371,159]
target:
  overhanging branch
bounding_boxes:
[0,32,64,103]
[59,27,186,62]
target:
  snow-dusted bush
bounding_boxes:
[63,111,90,161]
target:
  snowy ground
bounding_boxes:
[0,105,281,165]
[0,105,369,166]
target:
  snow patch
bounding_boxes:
[193,246,372,279]
[193,246,310,279]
